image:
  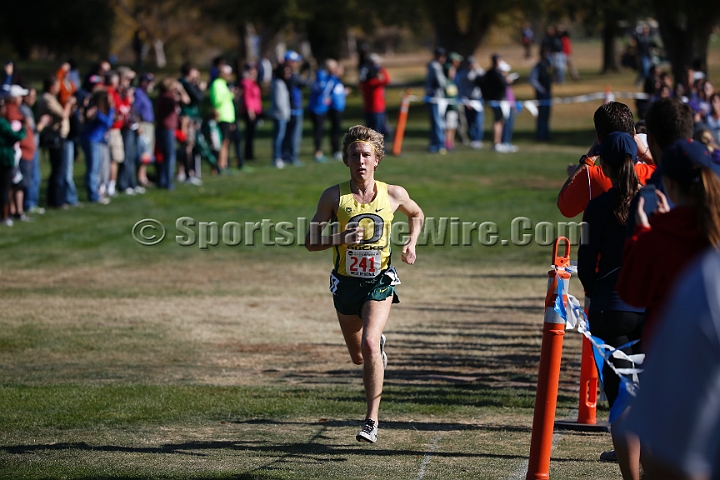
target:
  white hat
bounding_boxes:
[368,53,382,65]
[8,84,29,98]
[498,60,511,73]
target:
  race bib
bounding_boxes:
[346,249,381,278]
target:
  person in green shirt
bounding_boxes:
[209,64,240,173]
[0,98,28,226]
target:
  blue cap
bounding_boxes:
[284,50,302,62]
[661,138,720,184]
[599,131,638,167]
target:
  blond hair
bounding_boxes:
[342,125,385,163]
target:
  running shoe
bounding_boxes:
[356,418,378,443]
[380,334,387,370]
[599,450,617,462]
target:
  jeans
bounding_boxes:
[637,55,652,85]
[553,52,567,84]
[501,108,516,144]
[536,94,551,141]
[63,140,78,205]
[272,118,287,162]
[118,128,138,191]
[465,106,484,142]
[157,128,176,190]
[283,113,303,164]
[364,112,385,134]
[427,102,445,152]
[24,139,41,210]
[82,138,102,202]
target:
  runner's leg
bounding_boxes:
[337,312,364,365]
[360,296,393,422]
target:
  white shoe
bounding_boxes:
[356,418,378,443]
[273,158,285,169]
[124,187,136,195]
[176,172,187,183]
[98,197,111,205]
[470,141,483,150]
[186,176,203,186]
[1,218,14,227]
[492,143,509,153]
[333,151,343,161]
[108,182,117,197]
[134,186,146,194]
[380,334,387,370]
[504,143,519,152]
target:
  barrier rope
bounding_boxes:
[551,264,643,422]
[412,91,654,118]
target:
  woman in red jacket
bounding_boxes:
[360,54,390,137]
[618,138,720,348]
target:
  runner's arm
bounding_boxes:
[305,186,364,251]
[388,185,424,264]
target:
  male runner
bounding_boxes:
[305,125,424,443]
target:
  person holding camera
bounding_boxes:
[156,77,190,190]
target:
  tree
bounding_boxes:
[203,0,301,61]
[112,0,238,67]
[422,0,517,56]
[652,0,720,86]
[0,0,114,60]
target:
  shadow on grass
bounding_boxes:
[1,415,589,466]
[280,298,582,412]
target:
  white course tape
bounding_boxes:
[551,272,644,422]
[418,91,654,117]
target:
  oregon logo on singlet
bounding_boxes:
[334,181,393,278]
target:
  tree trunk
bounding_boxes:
[425,0,495,57]
[602,22,619,73]
[653,0,720,87]
[304,0,348,61]
[237,23,248,65]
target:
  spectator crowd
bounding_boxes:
[0,51,355,227]
[557,96,720,478]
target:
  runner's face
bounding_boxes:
[345,142,378,181]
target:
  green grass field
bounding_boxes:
[3,42,712,478]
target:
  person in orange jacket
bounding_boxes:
[557,102,655,218]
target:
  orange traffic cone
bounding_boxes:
[554,328,609,432]
[526,237,571,480]
[392,89,412,156]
